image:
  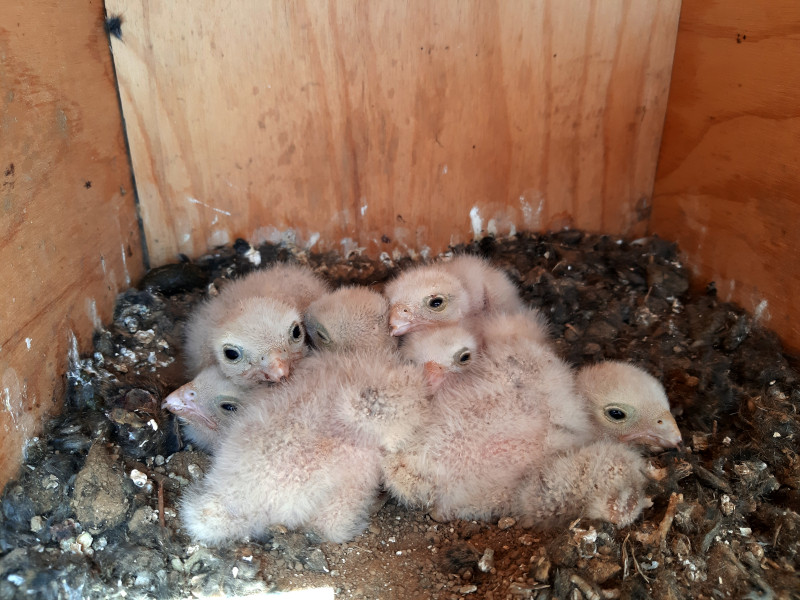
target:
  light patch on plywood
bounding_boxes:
[120,244,131,286]
[469,207,483,239]
[208,229,230,247]
[753,299,770,325]
[86,298,102,330]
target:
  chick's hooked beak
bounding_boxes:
[162,384,218,431]
[389,304,414,336]
[620,410,683,450]
[261,354,290,383]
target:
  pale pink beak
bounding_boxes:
[620,411,682,450]
[389,304,414,336]
[162,384,218,431]
[262,356,290,382]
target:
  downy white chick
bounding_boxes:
[577,361,682,450]
[183,263,329,385]
[180,347,429,545]
[162,366,252,453]
[384,254,525,336]
[305,286,396,353]
[386,312,595,523]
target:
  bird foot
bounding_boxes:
[428,506,449,523]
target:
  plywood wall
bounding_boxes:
[0,2,143,485]
[651,0,800,355]
[107,0,681,266]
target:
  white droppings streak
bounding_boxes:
[306,232,321,249]
[100,254,107,277]
[182,233,191,243]
[24,338,31,350]
[66,331,81,382]
[754,299,769,324]
[469,206,482,239]
[2,387,13,425]
[520,196,532,225]
[487,219,497,237]
[442,165,448,174]
[186,196,232,216]
[120,244,130,286]
[361,203,368,217]
[86,298,101,330]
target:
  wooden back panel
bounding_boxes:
[106,0,681,265]
[0,2,143,485]
[651,0,800,355]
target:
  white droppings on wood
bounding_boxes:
[186,196,232,216]
[360,199,368,216]
[469,206,482,239]
[120,243,131,286]
[24,338,32,350]
[306,232,321,249]
[86,298,102,330]
[753,299,770,324]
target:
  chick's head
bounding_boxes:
[214,297,307,384]
[402,324,478,391]
[306,286,395,352]
[577,361,682,450]
[162,366,246,451]
[384,267,469,336]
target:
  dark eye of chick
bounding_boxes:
[606,407,627,421]
[223,345,242,361]
[428,296,444,308]
[458,351,471,364]
[291,323,302,340]
[220,403,238,412]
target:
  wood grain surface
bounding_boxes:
[0,2,143,485]
[107,0,681,265]
[651,0,800,355]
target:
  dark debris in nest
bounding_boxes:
[1,231,799,599]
